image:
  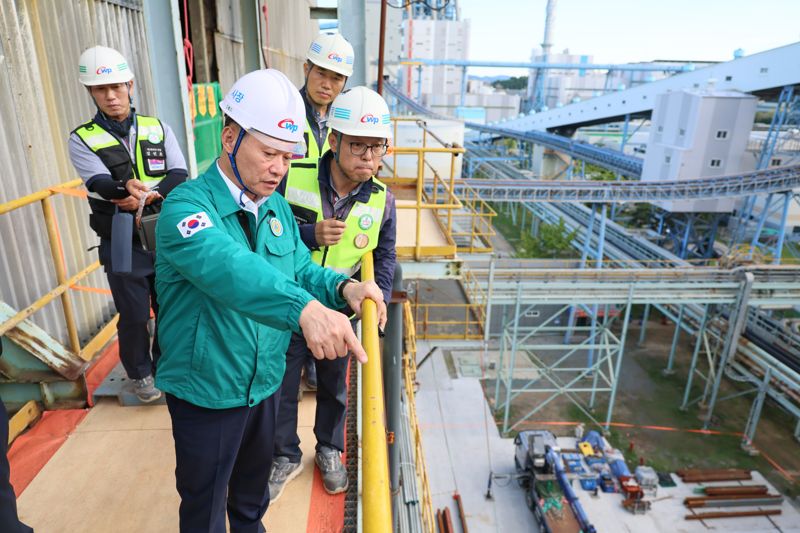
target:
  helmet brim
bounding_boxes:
[248,129,307,158]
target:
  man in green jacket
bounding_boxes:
[148,69,385,533]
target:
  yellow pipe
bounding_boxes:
[41,197,81,355]
[0,179,82,215]
[80,314,120,362]
[415,153,424,260]
[0,261,100,338]
[391,147,464,154]
[360,252,392,532]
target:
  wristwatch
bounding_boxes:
[337,278,357,300]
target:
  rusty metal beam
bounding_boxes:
[7,400,41,444]
[0,302,88,381]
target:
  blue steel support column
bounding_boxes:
[704,272,754,430]
[749,193,774,258]
[772,192,791,264]
[742,367,772,448]
[637,304,651,346]
[679,216,694,258]
[565,205,598,343]
[610,114,630,220]
[502,282,524,434]
[664,305,684,374]
[681,304,711,410]
[580,160,586,178]
[605,286,635,431]
[587,204,608,371]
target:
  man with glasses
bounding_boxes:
[292,32,355,391]
[271,86,397,499]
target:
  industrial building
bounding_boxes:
[2,0,800,532]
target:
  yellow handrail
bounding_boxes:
[0,179,117,363]
[360,251,392,532]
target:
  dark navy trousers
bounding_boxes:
[274,332,350,461]
[0,397,33,533]
[99,240,160,379]
[166,393,278,533]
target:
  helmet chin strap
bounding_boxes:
[228,128,256,206]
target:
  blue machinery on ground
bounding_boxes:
[514,429,597,533]
[385,82,800,448]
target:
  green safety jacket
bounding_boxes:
[154,163,348,409]
[284,169,387,277]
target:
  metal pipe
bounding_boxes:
[0,260,101,338]
[377,0,387,95]
[453,492,468,533]
[383,265,404,531]
[665,305,684,374]
[360,252,392,532]
[0,179,83,215]
[41,196,81,355]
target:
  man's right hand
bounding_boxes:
[299,300,367,364]
[111,196,139,211]
[314,218,347,246]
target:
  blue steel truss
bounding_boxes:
[385,82,644,177]
[451,164,800,203]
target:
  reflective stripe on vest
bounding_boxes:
[74,115,166,186]
[288,117,330,178]
[285,170,386,272]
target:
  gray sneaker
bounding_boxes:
[133,375,162,403]
[269,456,303,503]
[315,446,348,494]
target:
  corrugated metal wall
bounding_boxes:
[214,0,319,93]
[0,0,158,345]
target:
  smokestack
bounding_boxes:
[542,0,556,61]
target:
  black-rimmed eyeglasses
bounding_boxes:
[349,141,388,157]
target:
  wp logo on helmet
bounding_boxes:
[327,52,344,63]
[278,119,299,133]
[360,114,379,124]
[96,66,113,75]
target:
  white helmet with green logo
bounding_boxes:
[306,33,355,77]
[79,46,134,86]
[328,87,393,139]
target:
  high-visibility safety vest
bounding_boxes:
[284,169,387,278]
[289,117,330,181]
[73,114,167,241]
[73,115,167,201]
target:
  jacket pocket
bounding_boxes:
[190,311,209,371]
[265,235,296,257]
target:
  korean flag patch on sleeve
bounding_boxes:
[177,212,213,238]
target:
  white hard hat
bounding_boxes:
[306,33,355,77]
[79,46,134,86]
[220,69,307,157]
[328,87,393,139]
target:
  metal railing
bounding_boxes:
[381,117,495,258]
[0,181,118,368]
[402,300,436,532]
[359,251,392,532]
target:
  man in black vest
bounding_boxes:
[67,46,188,402]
